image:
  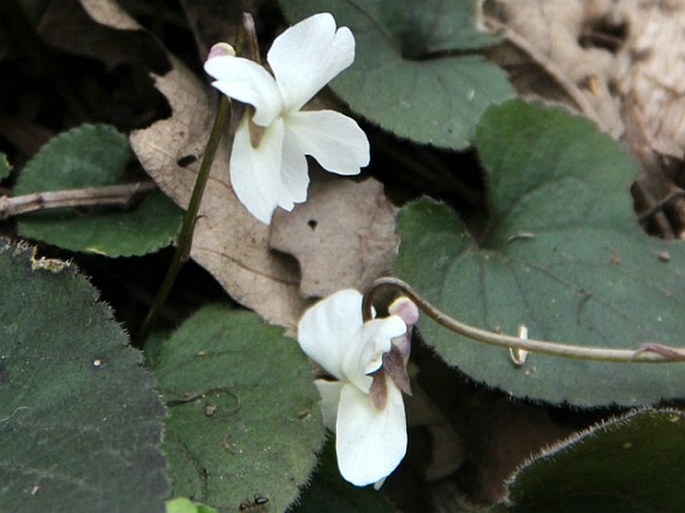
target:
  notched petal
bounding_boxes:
[268,13,355,112]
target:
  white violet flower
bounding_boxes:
[297,289,419,487]
[204,13,370,224]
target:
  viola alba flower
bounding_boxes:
[297,289,419,487]
[204,13,370,224]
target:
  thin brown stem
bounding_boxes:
[363,277,685,363]
[0,181,156,220]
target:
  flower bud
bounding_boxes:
[207,42,236,60]
[388,296,419,327]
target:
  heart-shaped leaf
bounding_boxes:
[395,99,685,406]
[505,409,685,513]
[152,305,325,512]
[0,239,169,512]
[280,0,514,149]
[15,124,182,257]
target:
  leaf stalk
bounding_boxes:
[362,276,685,363]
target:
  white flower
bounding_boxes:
[297,289,409,487]
[204,13,370,224]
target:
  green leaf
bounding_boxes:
[280,0,514,149]
[505,409,685,513]
[0,153,11,180]
[292,438,397,513]
[15,124,182,257]
[152,305,325,513]
[395,99,685,406]
[0,239,169,512]
[166,497,217,513]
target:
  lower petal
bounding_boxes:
[229,116,285,224]
[285,110,370,176]
[335,380,407,487]
[279,130,310,207]
[314,379,343,430]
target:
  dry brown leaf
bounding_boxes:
[54,0,303,330]
[486,0,623,138]
[38,0,169,72]
[615,0,685,159]
[129,54,304,330]
[270,169,398,299]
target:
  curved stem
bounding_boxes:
[363,277,685,363]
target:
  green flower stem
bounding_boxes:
[139,96,230,339]
[362,276,685,363]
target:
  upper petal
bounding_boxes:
[336,380,407,487]
[204,55,282,126]
[297,289,365,382]
[284,110,370,176]
[349,315,406,378]
[229,116,285,223]
[267,13,355,112]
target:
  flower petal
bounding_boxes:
[285,110,370,176]
[229,116,285,224]
[336,380,407,487]
[297,289,365,383]
[314,379,343,430]
[268,13,355,112]
[204,56,282,126]
[278,129,310,207]
[347,315,406,379]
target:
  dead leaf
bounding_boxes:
[46,0,303,330]
[485,0,624,138]
[615,0,685,159]
[129,53,303,330]
[270,169,398,298]
[38,0,169,73]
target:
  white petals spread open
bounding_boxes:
[204,13,370,223]
[298,289,409,487]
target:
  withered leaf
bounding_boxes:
[129,54,304,330]
[38,0,169,73]
[270,169,398,299]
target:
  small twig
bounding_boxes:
[0,181,156,220]
[638,188,685,224]
[363,277,685,363]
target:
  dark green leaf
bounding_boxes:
[153,305,325,513]
[15,124,182,256]
[395,100,685,406]
[280,0,514,149]
[0,238,169,513]
[506,409,685,513]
